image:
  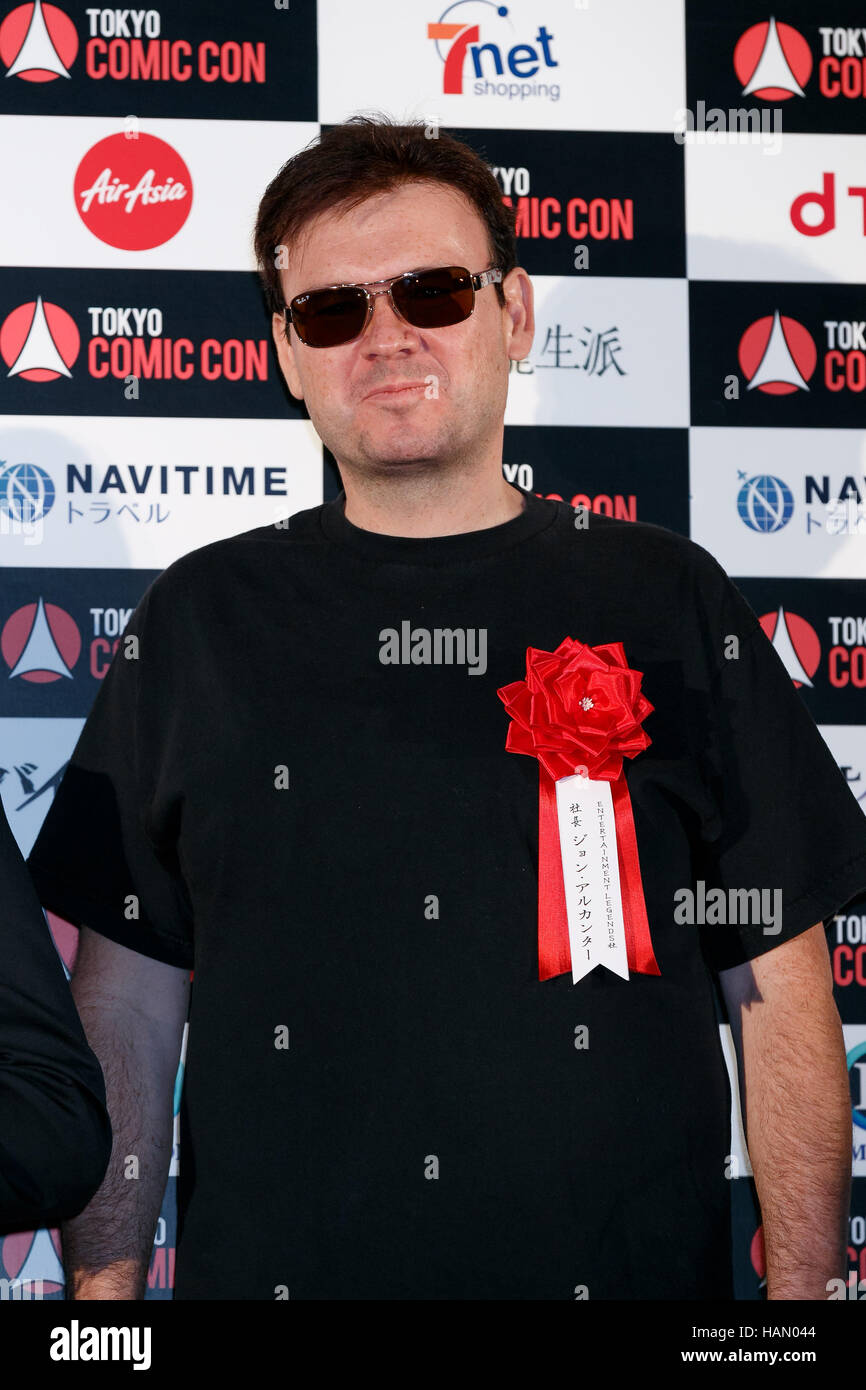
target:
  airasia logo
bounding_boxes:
[73,132,192,250]
[733,18,812,100]
[0,1,77,81]
[738,312,817,395]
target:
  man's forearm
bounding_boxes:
[61,1003,174,1300]
[739,978,851,1299]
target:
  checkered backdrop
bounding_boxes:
[0,0,864,1301]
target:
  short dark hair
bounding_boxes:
[253,113,517,318]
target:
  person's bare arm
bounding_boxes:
[719,922,851,1300]
[62,926,190,1300]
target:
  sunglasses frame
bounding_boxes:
[284,264,503,348]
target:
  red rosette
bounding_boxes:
[498,638,660,981]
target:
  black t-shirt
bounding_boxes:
[25,486,866,1299]
[0,797,111,1234]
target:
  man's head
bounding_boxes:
[254,115,533,489]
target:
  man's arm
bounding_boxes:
[0,798,111,1236]
[62,926,190,1300]
[719,922,851,1300]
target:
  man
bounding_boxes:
[0,797,110,1236]
[26,116,866,1300]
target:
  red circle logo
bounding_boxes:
[738,314,817,396]
[74,132,193,250]
[0,2,78,82]
[1,601,81,683]
[759,610,821,689]
[1,1228,65,1295]
[0,297,80,381]
[733,19,812,101]
[750,1224,766,1279]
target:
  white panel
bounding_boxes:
[0,717,85,857]
[318,0,685,133]
[505,276,689,426]
[686,132,866,282]
[0,416,324,567]
[689,426,866,578]
[818,728,866,818]
[0,116,320,268]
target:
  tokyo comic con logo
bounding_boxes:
[74,132,192,250]
[750,1225,767,1286]
[427,2,557,99]
[738,312,817,395]
[1,296,79,381]
[758,607,820,689]
[733,17,812,100]
[1,599,81,683]
[1,1228,64,1297]
[0,1,77,81]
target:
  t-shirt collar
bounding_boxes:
[319,484,556,564]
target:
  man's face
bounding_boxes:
[271,180,533,479]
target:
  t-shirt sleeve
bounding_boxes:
[25,579,194,971]
[689,547,866,974]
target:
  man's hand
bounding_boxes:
[719,922,851,1300]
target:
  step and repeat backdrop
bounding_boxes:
[0,0,864,1301]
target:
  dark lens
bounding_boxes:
[290,286,368,348]
[393,266,474,329]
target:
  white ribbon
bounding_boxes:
[554,774,629,984]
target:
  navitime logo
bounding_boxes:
[428,3,559,102]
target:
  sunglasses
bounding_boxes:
[284,264,503,348]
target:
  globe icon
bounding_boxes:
[736,474,793,534]
[0,462,56,525]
